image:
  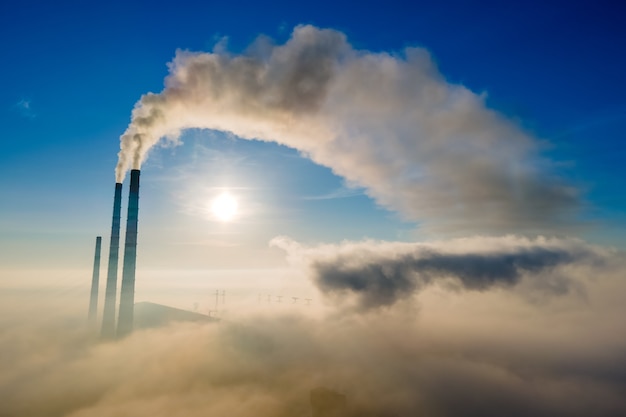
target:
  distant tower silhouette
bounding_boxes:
[101,182,122,338]
[88,236,102,325]
[117,169,141,338]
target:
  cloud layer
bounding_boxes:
[117,25,577,233]
[271,235,604,311]
[2,239,626,417]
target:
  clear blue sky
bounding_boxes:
[1,0,625,275]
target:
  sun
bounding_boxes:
[210,192,239,222]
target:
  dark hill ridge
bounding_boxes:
[133,301,218,329]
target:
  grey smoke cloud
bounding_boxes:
[117,25,577,233]
[271,235,602,311]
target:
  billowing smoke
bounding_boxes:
[271,235,603,311]
[117,25,577,233]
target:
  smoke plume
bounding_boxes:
[117,25,577,233]
[271,235,603,311]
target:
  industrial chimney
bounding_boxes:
[117,169,140,338]
[87,236,102,325]
[101,183,123,338]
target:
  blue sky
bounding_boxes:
[1,0,625,276]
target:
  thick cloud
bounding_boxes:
[117,25,577,233]
[1,245,626,417]
[271,235,605,311]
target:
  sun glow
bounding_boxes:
[210,192,239,222]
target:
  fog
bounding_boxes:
[1,238,625,416]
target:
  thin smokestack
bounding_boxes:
[101,183,123,339]
[117,169,140,338]
[87,236,102,325]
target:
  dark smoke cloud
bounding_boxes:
[117,25,578,233]
[271,235,603,311]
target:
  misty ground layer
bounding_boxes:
[1,239,625,417]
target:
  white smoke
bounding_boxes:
[117,24,577,233]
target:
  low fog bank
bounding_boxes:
[1,237,625,416]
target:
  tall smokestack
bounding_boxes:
[101,182,123,338]
[88,236,102,325]
[117,169,140,338]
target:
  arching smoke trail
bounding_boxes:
[117,25,577,232]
